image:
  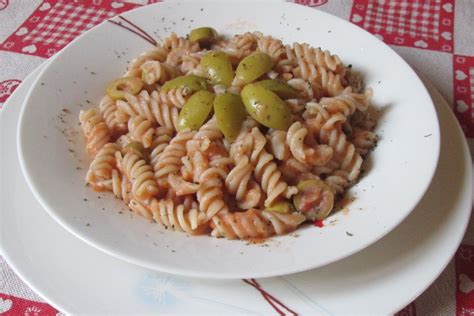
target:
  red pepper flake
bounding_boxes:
[313,219,324,228]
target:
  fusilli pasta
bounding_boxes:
[117,150,160,201]
[155,128,196,186]
[117,90,179,130]
[79,28,377,240]
[86,143,120,190]
[79,108,110,156]
[211,209,306,239]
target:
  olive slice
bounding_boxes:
[293,179,335,220]
[106,77,143,100]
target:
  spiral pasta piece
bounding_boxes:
[150,127,174,174]
[189,122,233,219]
[226,155,263,210]
[128,198,153,220]
[351,128,377,157]
[318,67,345,97]
[86,143,120,190]
[162,33,200,66]
[222,32,260,62]
[155,128,196,186]
[274,58,295,81]
[140,60,181,85]
[324,170,350,194]
[211,209,306,239]
[117,90,179,130]
[128,115,155,148]
[197,159,229,220]
[125,46,168,77]
[257,36,285,64]
[247,127,297,206]
[305,104,363,181]
[267,130,290,161]
[101,169,133,202]
[280,157,311,183]
[168,173,200,196]
[180,52,203,75]
[180,150,207,183]
[319,87,372,116]
[99,95,126,135]
[286,121,333,166]
[292,42,344,74]
[185,117,224,162]
[148,199,206,234]
[162,32,200,52]
[155,87,190,109]
[194,117,222,141]
[79,108,111,156]
[287,78,315,100]
[312,159,340,176]
[118,151,159,201]
[292,59,345,97]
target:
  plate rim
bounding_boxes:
[15,0,442,279]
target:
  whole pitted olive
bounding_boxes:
[214,93,247,141]
[177,90,215,131]
[235,53,272,84]
[201,51,234,87]
[241,84,292,130]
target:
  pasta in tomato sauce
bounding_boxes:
[79,28,377,240]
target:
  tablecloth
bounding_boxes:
[0,0,473,315]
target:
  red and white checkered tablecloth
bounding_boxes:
[1,0,473,315]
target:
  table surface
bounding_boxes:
[0,0,473,315]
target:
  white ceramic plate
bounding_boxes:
[2,62,471,315]
[17,1,440,278]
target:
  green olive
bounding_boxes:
[189,27,218,46]
[123,141,145,158]
[235,53,272,84]
[161,75,208,93]
[254,79,299,99]
[266,200,295,214]
[200,51,234,87]
[214,93,247,141]
[177,90,215,131]
[106,77,143,100]
[241,84,291,130]
[293,179,335,221]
